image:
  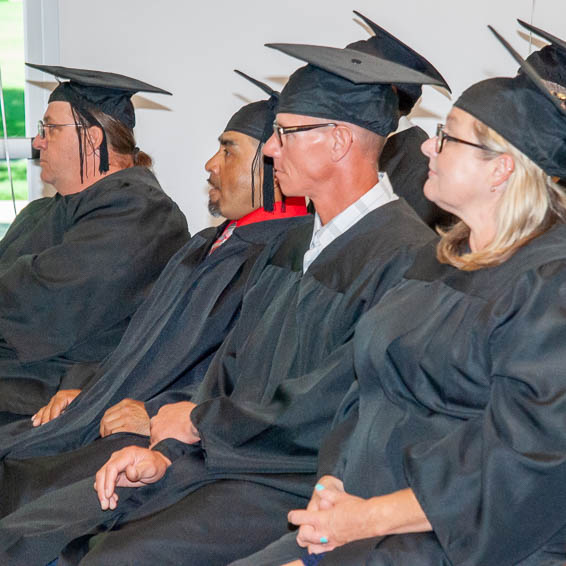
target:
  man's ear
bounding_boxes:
[491,153,515,189]
[329,125,353,162]
[85,125,104,155]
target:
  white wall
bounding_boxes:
[24,0,565,233]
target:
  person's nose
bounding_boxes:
[421,136,437,159]
[32,134,47,151]
[205,151,220,173]
[263,133,281,158]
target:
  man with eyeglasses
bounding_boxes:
[0,46,439,565]
[0,85,307,516]
[0,64,188,425]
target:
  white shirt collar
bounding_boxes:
[304,172,398,273]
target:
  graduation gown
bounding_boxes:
[0,213,309,514]
[280,223,566,566]
[0,199,435,565]
[0,166,188,416]
[381,125,452,229]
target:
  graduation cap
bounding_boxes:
[225,71,279,211]
[348,10,451,114]
[516,20,566,103]
[26,63,171,179]
[518,19,566,52]
[454,27,566,178]
[267,39,448,136]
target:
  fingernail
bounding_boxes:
[315,483,325,492]
[320,537,328,544]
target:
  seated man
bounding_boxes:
[0,39,439,565]
[0,80,308,513]
[0,64,188,422]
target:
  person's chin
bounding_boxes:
[278,179,301,198]
[39,170,52,185]
[423,179,436,201]
[208,199,222,218]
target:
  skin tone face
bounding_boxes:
[205,131,262,221]
[421,107,512,251]
[32,101,84,194]
[263,113,336,200]
[263,113,381,225]
[32,101,105,196]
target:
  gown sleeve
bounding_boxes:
[404,260,566,566]
[190,340,356,474]
[0,178,188,363]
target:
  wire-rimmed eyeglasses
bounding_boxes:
[272,120,337,146]
[435,123,490,154]
[37,120,83,139]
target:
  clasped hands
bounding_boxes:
[286,475,371,556]
[94,400,200,510]
[285,478,432,561]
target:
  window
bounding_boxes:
[0,0,26,236]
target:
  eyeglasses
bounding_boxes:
[272,121,337,146]
[435,123,490,154]
[37,120,83,139]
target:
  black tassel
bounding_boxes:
[98,129,109,173]
[262,157,275,212]
[256,95,278,212]
[67,86,109,177]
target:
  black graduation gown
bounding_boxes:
[0,215,308,513]
[381,125,452,229]
[269,223,566,566]
[0,166,188,416]
[0,199,435,565]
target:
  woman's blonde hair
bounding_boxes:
[437,120,566,270]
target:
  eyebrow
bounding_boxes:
[218,136,238,147]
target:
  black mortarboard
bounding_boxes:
[267,42,447,136]
[517,19,566,52]
[516,20,566,101]
[348,11,450,114]
[225,71,279,211]
[454,27,566,178]
[26,63,171,178]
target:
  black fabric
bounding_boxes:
[227,72,277,143]
[268,39,448,135]
[0,434,150,515]
[348,11,450,114]
[0,215,306,462]
[297,223,566,565]
[0,166,188,416]
[226,72,279,211]
[518,19,566,54]
[523,44,566,87]
[347,38,421,115]
[455,76,566,177]
[276,63,399,136]
[70,480,307,566]
[0,199,434,564]
[381,126,453,228]
[27,63,172,175]
[224,100,274,143]
[26,63,171,130]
